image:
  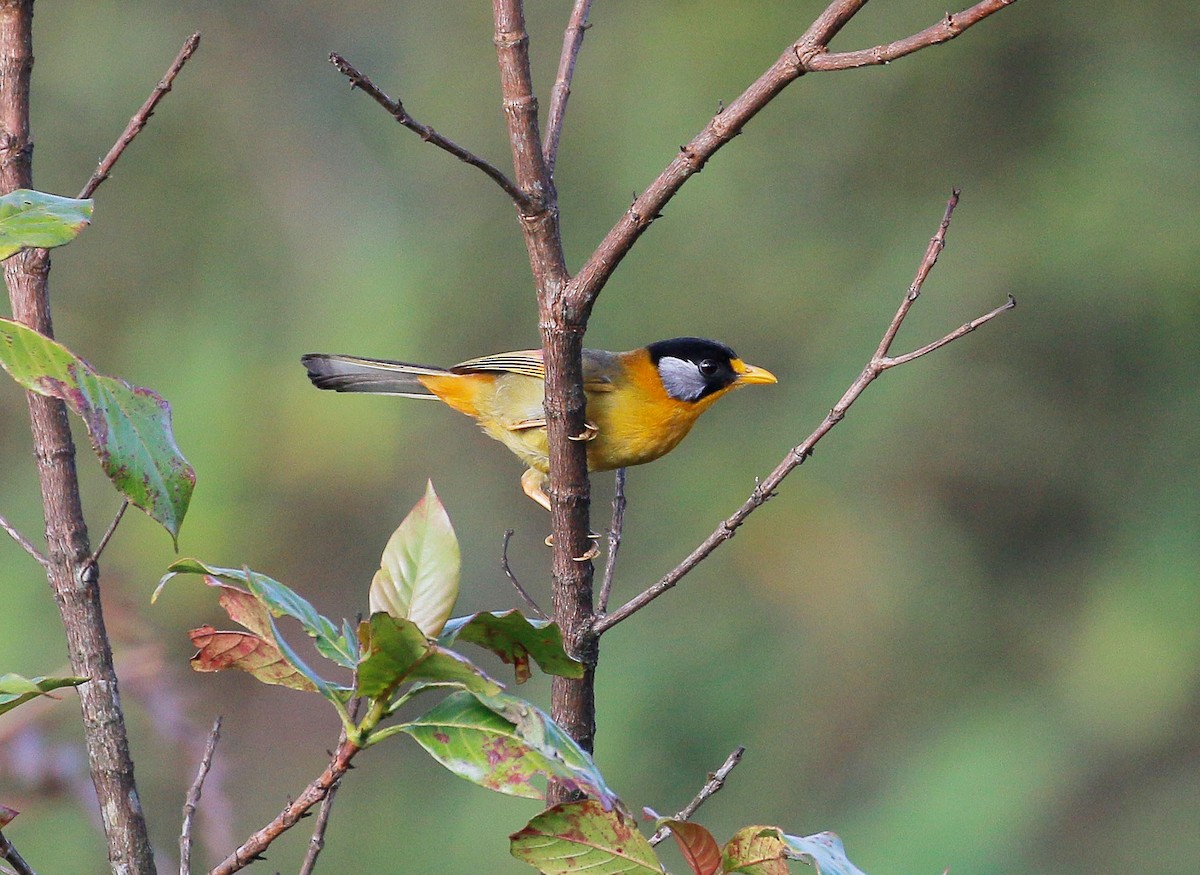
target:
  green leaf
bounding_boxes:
[370,480,459,636]
[356,613,500,703]
[0,673,87,717]
[723,826,790,875]
[510,799,661,875]
[0,189,92,260]
[155,559,356,668]
[0,318,194,544]
[782,832,869,875]
[439,610,583,683]
[401,690,618,806]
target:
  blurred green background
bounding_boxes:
[1,2,1197,873]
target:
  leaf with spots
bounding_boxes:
[723,826,790,875]
[369,480,459,637]
[0,318,194,544]
[400,690,618,807]
[438,610,583,683]
[355,613,501,703]
[0,189,92,261]
[0,673,87,717]
[510,799,662,874]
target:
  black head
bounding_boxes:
[647,337,745,402]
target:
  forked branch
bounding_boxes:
[569,0,1017,310]
[594,191,1016,635]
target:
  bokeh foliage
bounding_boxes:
[1,2,1197,873]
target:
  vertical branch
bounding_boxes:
[543,0,591,175]
[0,3,157,874]
[491,0,598,787]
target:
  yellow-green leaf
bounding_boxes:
[369,481,459,636]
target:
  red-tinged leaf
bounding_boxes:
[171,574,342,699]
[155,560,357,669]
[663,820,722,875]
[0,673,88,716]
[723,826,790,875]
[0,803,17,827]
[782,832,870,875]
[369,480,459,636]
[0,189,92,260]
[438,610,583,683]
[0,318,193,544]
[188,625,317,692]
[510,799,662,875]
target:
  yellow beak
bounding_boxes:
[732,360,778,386]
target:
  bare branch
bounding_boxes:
[179,716,221,875]
[209,737,361,875]
[808,1,1019,71]
[594,192,1015,635]
[502,529,549,620]
[89,499,129,566]
[0,5,158,871]
[78,31,201,200]
[569,0,1016,311]
[543,0,592,175]
[649,745,746,846]
[0,512,47,567]
[0,828,38,875]
[299,698,361,875]
[329,52,530,208]
[596,468,626,614]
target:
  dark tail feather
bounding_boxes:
[301,353,447,397]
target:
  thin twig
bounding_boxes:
[649,746,746,846]
[594,192,1016,635]
[543,0,592,175]
[502,530,549,620]
[179,716,222,875]
[328,52,531,208]
[209,736,361,875]
[89,499,129,565]
[0,513,47,567]
[568,0,1017,311]
[0,828,38,875]
[596,468,626,614]
[299,698,361,875]
[78,31,201,200]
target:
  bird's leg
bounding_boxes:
[526,467,601,559]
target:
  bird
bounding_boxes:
[301,337,776,511]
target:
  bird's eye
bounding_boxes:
[698,359,719,377]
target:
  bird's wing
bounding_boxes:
[452,349,545,378]
[452,348,618,392]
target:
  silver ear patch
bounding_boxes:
[658,356,707,401]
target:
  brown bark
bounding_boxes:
[0,3,156,873]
